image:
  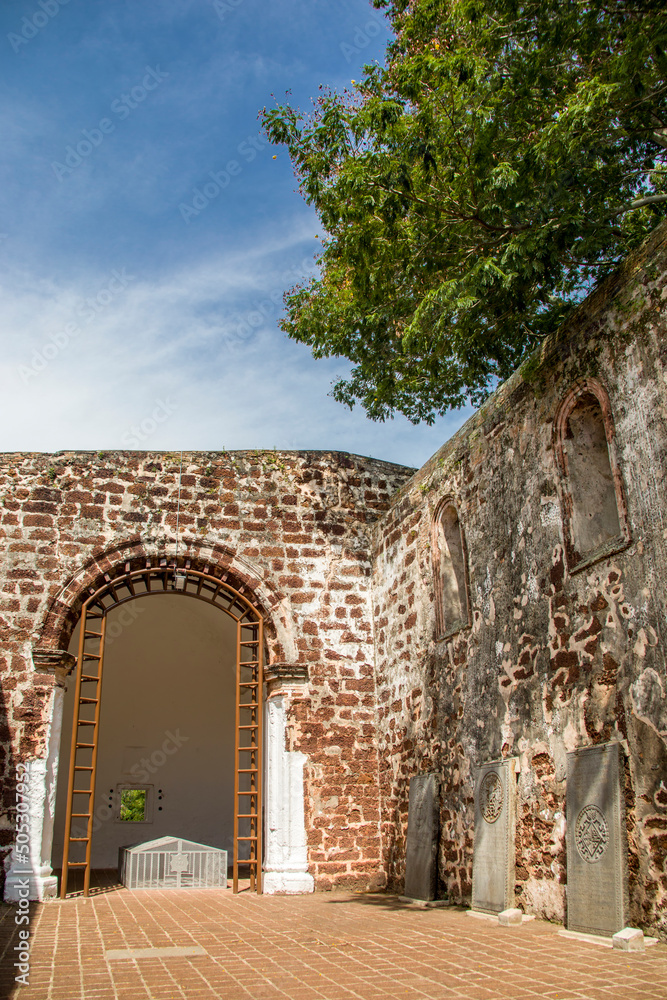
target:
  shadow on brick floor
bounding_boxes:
[326,891,468,913]
[51,868,125,899]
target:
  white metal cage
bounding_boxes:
[119,836,228,890]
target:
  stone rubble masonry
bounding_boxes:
[371,221,667,941]
[1,221,666,940]
[0,449,413,892]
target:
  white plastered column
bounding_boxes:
[4,649,74,902]
[263,663,314,894]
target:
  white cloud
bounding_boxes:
[0,218,470,466]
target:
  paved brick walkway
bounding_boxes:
[1,883,666,1000]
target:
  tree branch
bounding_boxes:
[608,193,667,217]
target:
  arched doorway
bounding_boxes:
[57,562,263,897]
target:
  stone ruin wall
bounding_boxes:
[1,225,666,932]
[371,224,667,939]
[0,448,413,892]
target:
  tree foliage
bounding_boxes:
[120,789,146,822]
[261,0,667,422]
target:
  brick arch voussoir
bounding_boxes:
[36,535,286,658]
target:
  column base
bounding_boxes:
[4,870,58,902]
[263,869,315,894]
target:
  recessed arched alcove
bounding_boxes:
[432,499,470,638]
[554,378,629,569]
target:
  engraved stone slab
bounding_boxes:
[472,759,516,914]
[404,773,440,901]
[566,742,628,936]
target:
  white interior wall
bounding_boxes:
[52,595,237,869]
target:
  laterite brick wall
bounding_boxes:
[1,226,666,934]
[371,224,667,938]
[0,449,412,889]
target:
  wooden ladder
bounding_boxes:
[233,617,263,892]
[60,606,106,898]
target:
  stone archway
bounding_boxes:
[60,563,263,897]
[4,543,313,901]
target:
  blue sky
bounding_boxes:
[0,0,471,468]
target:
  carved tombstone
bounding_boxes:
[566,742,628,936]
[472,759,517,913]
[404,773,440,901]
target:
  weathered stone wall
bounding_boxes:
[0,448,413,890]
[371,223,667,938]
[2,226,666,929]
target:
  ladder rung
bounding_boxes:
[83,653,102,660]
[84,631,103,638]
[236,814,259,818]
[81,675,99,681]
[77,720,96,726]
[238,725,258,730]
[79,698,98,704]
[237,790,259,795]
[240,703,259,709]
[74,766,94,771]
[67,862,88,868]
[237,769,258,774]
[72,789,92,795]
[239,682,258,687]
[71,813,91,818]
[236,836,258,841]
[75,743,95,749]
[69,838,89,843]
[239,640,258,646]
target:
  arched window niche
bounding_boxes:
[432,499,470,639]
[554,378,630,572]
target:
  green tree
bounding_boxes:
[120,788,146,822]
[262,0,667,422]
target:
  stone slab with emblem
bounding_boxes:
[404,773,440,901]
[566,741,628,936]
[169,852,191,874]
[472,758,517,913]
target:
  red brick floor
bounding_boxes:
[1,880,666,1000]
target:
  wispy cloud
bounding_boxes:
[1,217,469,464]
[0,0,466,467]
